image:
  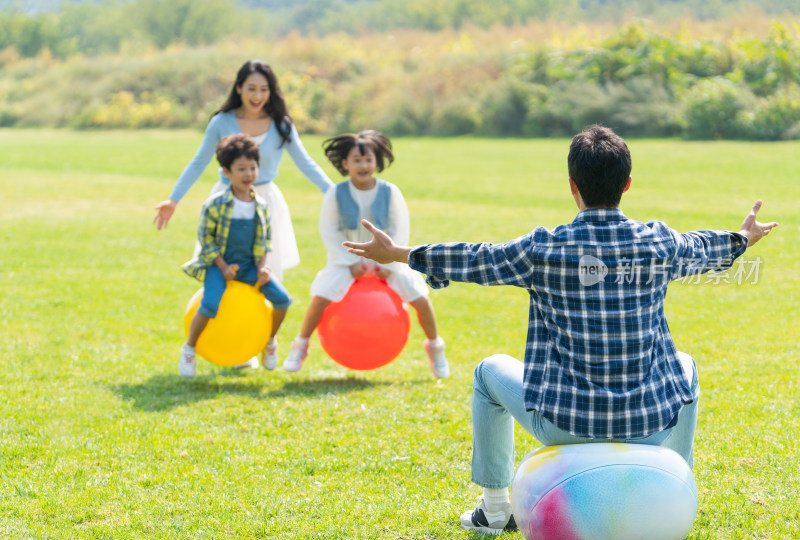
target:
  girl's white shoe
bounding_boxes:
[283,338,309,372]
[424,338,449,378]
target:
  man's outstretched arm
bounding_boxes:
[344,218,539,291]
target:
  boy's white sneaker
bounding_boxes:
[424,338,449,379]
[261,340,278,370]
[283,338,309,373]
[179,345,197,379]
[232,356,259,369]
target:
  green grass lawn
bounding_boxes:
[0,128,798,539]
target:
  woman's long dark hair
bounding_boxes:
[214,60,292,146]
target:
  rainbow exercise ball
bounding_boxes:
[318,274,410,370]
[510,443,698,540]
[183,280,273,367]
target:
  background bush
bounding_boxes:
[1,0,800,139]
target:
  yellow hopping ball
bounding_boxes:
[183,280,273,367]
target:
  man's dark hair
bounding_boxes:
[216,133,260,170]
[568,125,632,208]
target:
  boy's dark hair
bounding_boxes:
[568,125,632,208]
[323,130,394,176]
[216,134,260,170]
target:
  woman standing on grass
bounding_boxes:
[153,59,334,282]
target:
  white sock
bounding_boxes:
[482,487,510,516]
[429,336,445,349]
[294,336,309,347]
[268,337,277,347]
[182,343,195,353]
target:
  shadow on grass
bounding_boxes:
[464,526,521,539]
[111,370,399,412]
[263,376,400,399]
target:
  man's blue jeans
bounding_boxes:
[470,353,699,489]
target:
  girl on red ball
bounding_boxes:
[283,130,449,378]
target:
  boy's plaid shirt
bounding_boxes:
[409,209,748,439]
[182,188,271,281]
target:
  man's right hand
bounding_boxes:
[343,219,412,264]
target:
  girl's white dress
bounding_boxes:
[310,180,429,302]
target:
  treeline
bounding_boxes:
[2,0,800,59]
[2,21,800,140]
[496,23,800,140]
[242,0,800,35]
[0,0,239,57]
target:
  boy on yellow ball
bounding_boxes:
[179,134,292,378]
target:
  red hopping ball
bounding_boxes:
[318,275,410,370]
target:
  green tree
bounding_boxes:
[127,0,235,48]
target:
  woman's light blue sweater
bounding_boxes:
[169,110,333,202]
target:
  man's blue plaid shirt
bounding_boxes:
[409,209,748,439]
